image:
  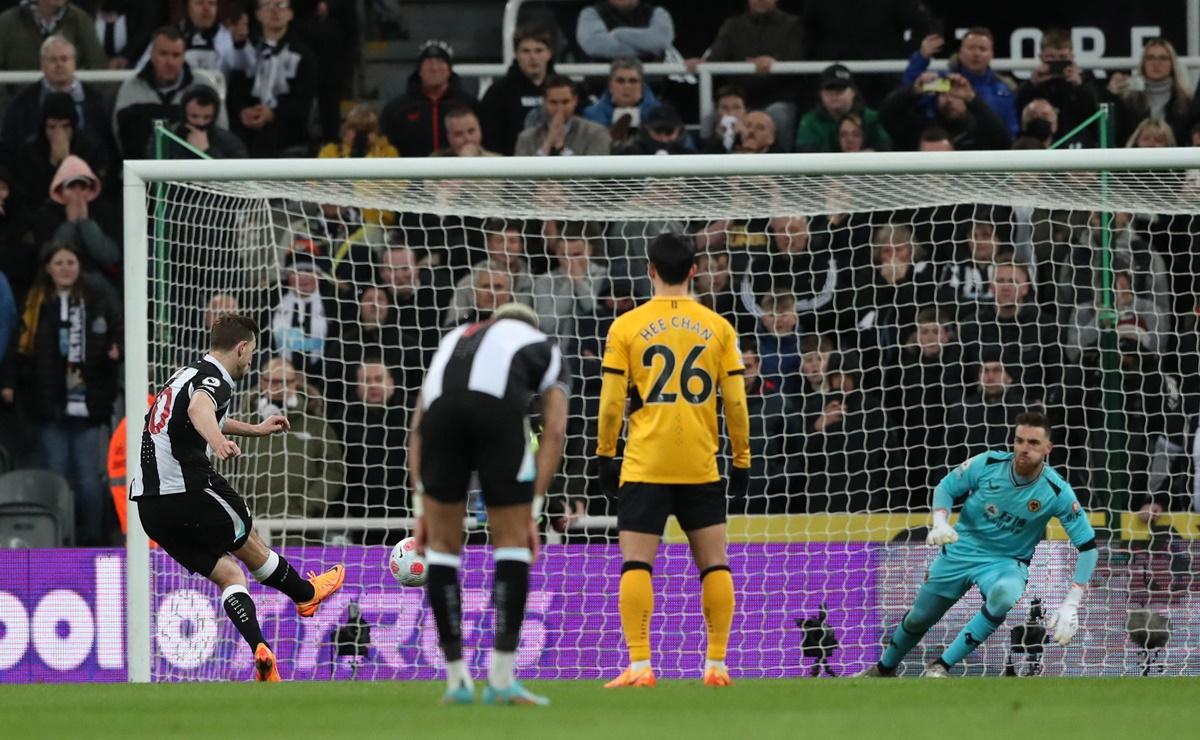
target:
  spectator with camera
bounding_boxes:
[226,0,317,157]
[381,40,477,158]
[1016,29,1099,145]
[515,75,611,156]
[902,27,1018,137]
[881,70,1011,151]
[479,25,556,156]
[237,356,345,543]
[795,65,891,153]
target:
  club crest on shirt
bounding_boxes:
[1028,499,1042,513]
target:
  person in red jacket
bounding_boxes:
[381,40,477,157]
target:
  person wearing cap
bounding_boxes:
[515,75,611,157]
[615,102,693,155]
[1,36,116,165]
[227,0,317,157]
[0,0,108,70]
[582,57,660,147]
[381,40,477,158]
[479,24,557,156]
[12,92,110,211]
[153,84,248,159]
[694,0,804,151]
[795,64,891,153]
[113,25,228,157]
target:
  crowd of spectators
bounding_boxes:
[2,0,1200,545]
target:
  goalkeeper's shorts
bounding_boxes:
[923,553,1030,602]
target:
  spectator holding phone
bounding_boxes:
[881,71,1011,150]
[901,27,1018,137]
[1016,29,1099,146]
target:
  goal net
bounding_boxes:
[126,151,1200,681]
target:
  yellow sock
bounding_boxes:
[619,564,653,664]
[701,566,735,662]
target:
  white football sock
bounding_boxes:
[630,659,651,673]
[705,659,726,671]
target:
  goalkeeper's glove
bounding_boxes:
[727,466,750,498]
[598,456,621,499]
[926,509,959,547]
[1047,584,1084,646]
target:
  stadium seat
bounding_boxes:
[0,470,75,548]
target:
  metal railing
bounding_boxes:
[3,54,1199,127]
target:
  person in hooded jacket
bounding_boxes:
[13,92,110,210]
[381,40,477,158]
[32,155,120,294]
[478,25,555,156]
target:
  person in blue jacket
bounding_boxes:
[583,57,660,150]
[902,28,1018,138]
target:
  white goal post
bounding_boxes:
[124,148,1200,682]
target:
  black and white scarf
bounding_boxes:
[56,291,88,417]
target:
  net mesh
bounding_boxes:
[142,168,1200,680]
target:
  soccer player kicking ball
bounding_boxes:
[131,315,345,682]
[411,302,570,706]
[597,233,752,688]
[860,411,1097,678]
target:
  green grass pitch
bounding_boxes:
[3,678,1197,739]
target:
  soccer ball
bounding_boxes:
[388,537,427,587]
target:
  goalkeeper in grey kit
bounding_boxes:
[861,412,1098,677]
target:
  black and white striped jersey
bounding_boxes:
[422,318,571,411]
[130,355,237,498]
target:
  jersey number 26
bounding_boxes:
[642,345,713,404]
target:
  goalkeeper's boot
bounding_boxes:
[921,660,950,678]
[702,666,734,687]
[253,643,281,682]
[296,563,346,617]
[604,665,656,688]
[482,680,551,706]
[854,663,897,678]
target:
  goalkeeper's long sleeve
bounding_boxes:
[1072,544,1098,586]
[719,375,751,470]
